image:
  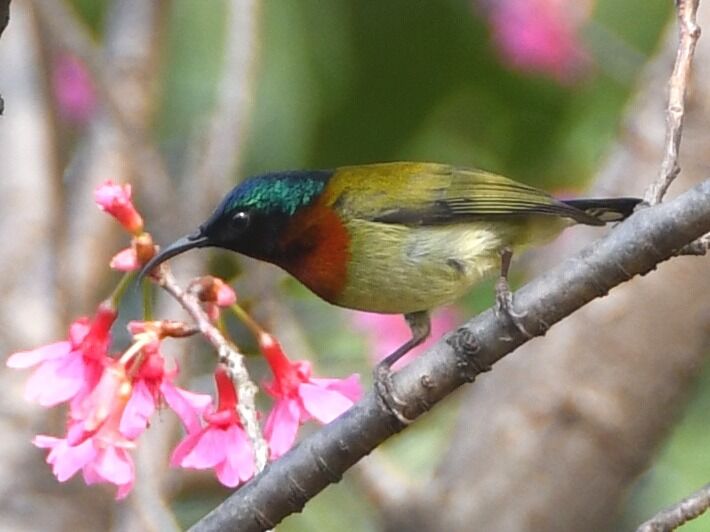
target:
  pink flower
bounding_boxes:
[34,362,136,499]
[121,340,211,438]
[7,303,117,407]
[34,435,135,500]
[95,181,144,234]
[351,308,459,368]
[31,341,209,499]
[479,0,592,82]
[171,366,255,488]
[260,333,362,459]
[52,53,96,125]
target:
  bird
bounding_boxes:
[139,162,641,421]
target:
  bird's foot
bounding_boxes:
[495,277,533,339]
[373,362,415,425]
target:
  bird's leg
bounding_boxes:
[495,247,533,338]
[374,311,431,425]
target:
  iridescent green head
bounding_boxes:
[139,169,334,280]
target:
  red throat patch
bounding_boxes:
[276,202,350,303]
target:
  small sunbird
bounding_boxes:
[140,162,640,419]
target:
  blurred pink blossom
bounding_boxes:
[52,53,96,124]
[479,0,593,82]
[260,332,362,459]
[351,308,459,368]
[171,366,255,488]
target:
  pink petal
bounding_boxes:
[6,341,72,368]
[94,181,143,233]
[225,425,255,482]
[161,382,212,433]
[310,374,363,403]
[215,426,254,487]
[33,435,62,449]
[264,399,301,459]
[214,460,242,488]
[115,481,134,500]
[109,248,139,272]
[89,446,134,486]
[216,284,236,307]
[120,379,155,439]
[33,436,97,482]
[24,354,86,406]
[94,181,130,208]
[179,426,228,469]
[170,431,202,467]
[299,382,355,424]
[69,320,90,346]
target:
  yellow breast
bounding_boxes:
[335,220,501,313]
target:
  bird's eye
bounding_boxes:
[230,211,250,230]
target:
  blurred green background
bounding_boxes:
[65,0,709,530]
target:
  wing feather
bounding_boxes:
[350,165,604,226]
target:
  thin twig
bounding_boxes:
[637,483,710,532]
[158,267,269,471]
[644,0,702,204]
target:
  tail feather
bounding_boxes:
[562,197,641,224]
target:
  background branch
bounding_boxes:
[0,0,9,114]
[644,0,701,204]
[191,179,710,531]
[637,483,710,532]
[0,0,8,38]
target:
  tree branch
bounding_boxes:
[157,269,269,472]
[644,0,701,205]
[190,180,710,531]
[0,0,10,114]
[637,483,710,532]
[0,0,9,38]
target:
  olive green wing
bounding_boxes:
[354,165,604,226]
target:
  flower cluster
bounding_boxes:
[7,181,362,499]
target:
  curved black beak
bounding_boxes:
[137,231,209,284]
